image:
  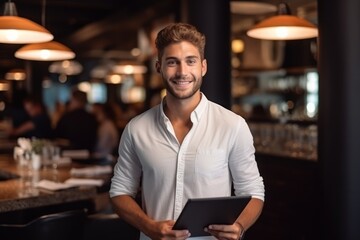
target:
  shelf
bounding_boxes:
[232,66,318,122]
[233,67,317,77]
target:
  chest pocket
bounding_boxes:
[195,149,228,178]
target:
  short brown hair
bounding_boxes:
[155,23,206,61]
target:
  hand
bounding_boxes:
[145,220,191,240]
[204,222,244,240]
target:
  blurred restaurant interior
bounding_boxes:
[0,0,359,239]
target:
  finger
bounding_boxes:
[206,230,233,239]
[170,229,191,239]
[208,224,231,232]
[205,227,238,240]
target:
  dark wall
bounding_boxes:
[318,0,360,239]
[181,0,232,109]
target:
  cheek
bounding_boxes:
[162,68,176,78]
[161,71,171,82]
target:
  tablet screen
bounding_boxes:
[173,196,251,237]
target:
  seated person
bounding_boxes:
[7,96,53,139]
[54,89,98,152]
[92,103,120,158]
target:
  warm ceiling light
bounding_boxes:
[5,68,26,80]
[0,82,10,91]
[15,41,75,61]
[112,63,147,75]
[105,74,122,84]
[247,2,318,40]
[232,39,245,53]
[49,60,83,75]
[0,2,53,44]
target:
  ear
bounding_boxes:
[201,59,207,77]
[155,61,161,73]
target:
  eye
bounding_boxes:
[187,58,197,65]
[166,59,177,66]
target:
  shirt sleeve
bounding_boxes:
[229,117,265,201]
[109,122,142,198]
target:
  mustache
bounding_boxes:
[170,74,193,81]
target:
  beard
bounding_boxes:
[162,73,203,100]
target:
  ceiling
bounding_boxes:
[0,0,317,78]
[0,0,177,76]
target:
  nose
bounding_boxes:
[176,61,188,77]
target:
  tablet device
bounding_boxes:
[172,196,251,237]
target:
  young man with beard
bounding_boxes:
[110,23,264,240]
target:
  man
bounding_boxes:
[110,23,264,240]
[7,96,53,139]
[54,89,98,152]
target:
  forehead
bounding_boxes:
[162,41,200,59]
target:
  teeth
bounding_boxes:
[173,81,190,85]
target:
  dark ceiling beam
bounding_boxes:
[67,0,176,53]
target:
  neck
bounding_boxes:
[163,92,201,122]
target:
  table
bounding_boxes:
[0,138,16,154]
[0,154,113,223]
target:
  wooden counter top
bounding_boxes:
[0,154,110,214]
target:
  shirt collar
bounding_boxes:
[190,92,207,123]
[159,92,208,124]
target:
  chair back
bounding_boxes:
[83,213,139,240]
[0,209,87,240]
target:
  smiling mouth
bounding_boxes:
[172,80,192,85]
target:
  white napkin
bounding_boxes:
[36,179,74,191]
[65,178,104,187]
[36,178,104,191]
[70,165,112,176]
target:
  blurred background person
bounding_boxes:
[6,95,53,139]
[92,103,119,158]
[5,89,30,131]
[51,100,68,129]
[54,89,98,152]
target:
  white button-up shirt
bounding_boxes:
[110,94,265,240]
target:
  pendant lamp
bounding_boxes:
[15,41,75,61]
[5,68,26,80]
[49,60,83,75]
[14,0,75,61]
[247,2,318,40]
[0,1,53,44]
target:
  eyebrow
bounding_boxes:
[164,55,200,61]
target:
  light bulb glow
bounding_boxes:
[231,39,245,53]
[62,60,70,68]
[5,70,26,80]
[14,73,24,80]
[112,64,147,74]
[40,49,51,60]
[78,82,91,93]
[5,29,18,42]
[124,65,134,74]
[247,15,318,40]
[0,82,10,91]
[15,49,76,61]
[275,27,289,39]
[110,74,122,84]
[248,26,318,40]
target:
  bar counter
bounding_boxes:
[0,154,109,217]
